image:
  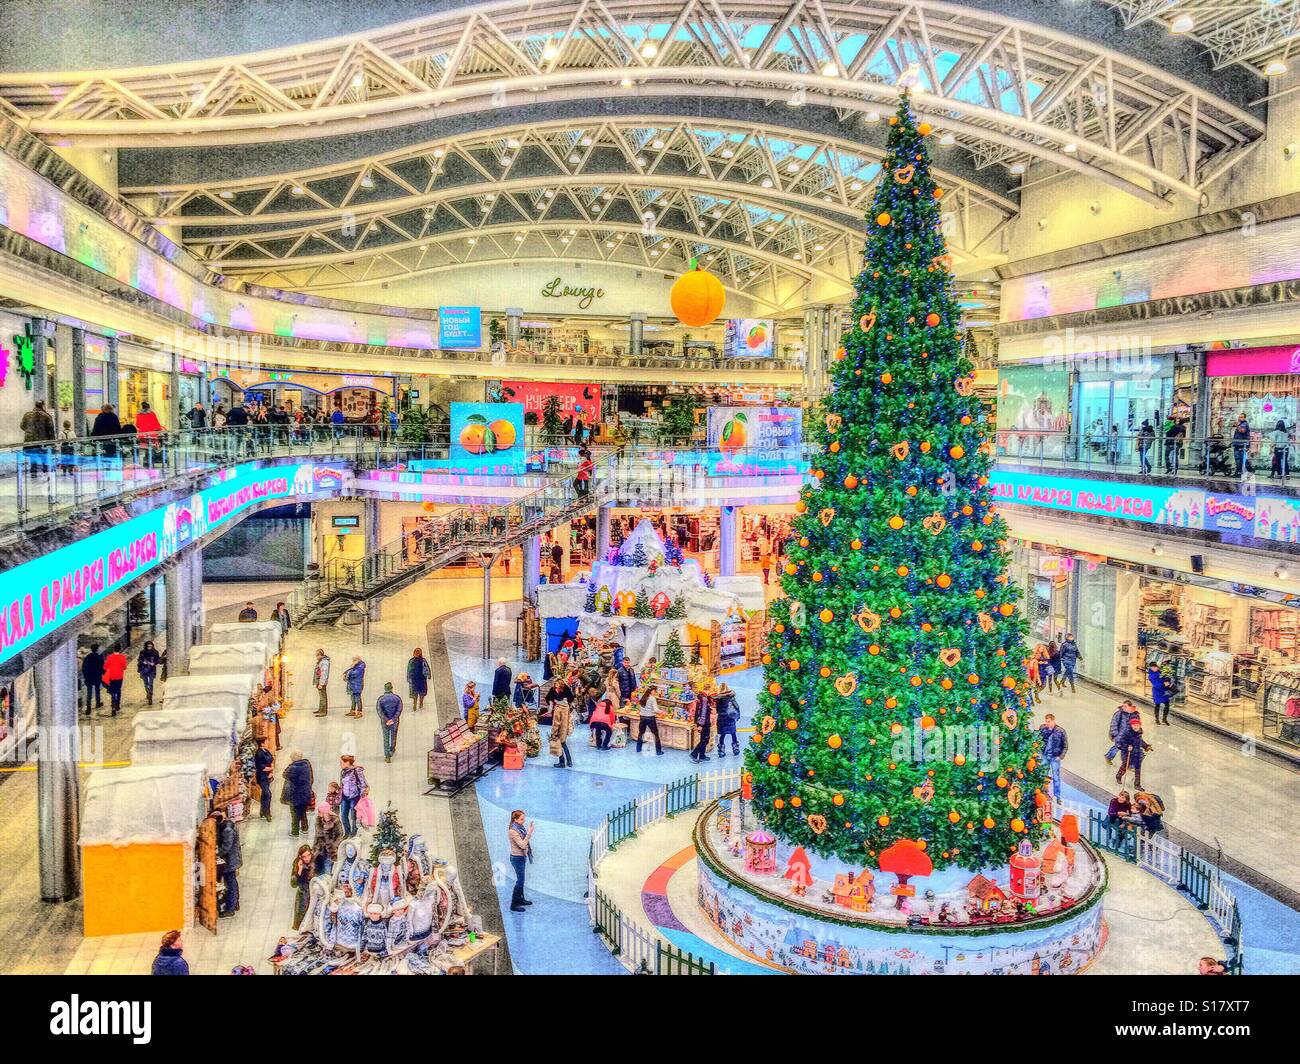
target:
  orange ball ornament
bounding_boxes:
[819,609,834,623]
[768,682,782,696]
[983,817,996,829]
[877,814,891,827]
[843,475,859,489]
[828,734,842,749]
[947,810,961,823]
[926,312,941,327]
[670,260,726,327]
[876,212,892,227]
[918,122,933,136]
[936,574,952,588]
[1011,818,1026,833]
[888,515,905,530]
[767,752,781,767]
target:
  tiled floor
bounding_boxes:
[0,574,517,975]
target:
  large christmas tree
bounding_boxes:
[745,95,1049,873]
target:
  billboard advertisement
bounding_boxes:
[989,470,1204,528]
[447,401,525,475]
[0,462,327,666]
[722,318,775,358]
[996,362,1071,460]
[706,406,803,451]
[438,306,482,350]
[497,381,601,422]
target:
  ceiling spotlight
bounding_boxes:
[1266,59,1289,76]
[506,137,520,149]
[640,42,658,59]
[636,156,649,167]
[760,177,774,188]
[601,191,613,200]
[863,111,880,124]
[466,237,477,245]
[652,138,665,149]
[568,153,580,163]
[720,147,734,158]
[650,247,660,255]
[1170,13,1194,33]
[1063,142,1078,154]
[514,233,525,241]
[432,147,446,158]
[359,174,374,189]
[620,77,633,88]
[218,190,234,200]
[568,227,577,234]
[849,180,863,191]
[821,61,839,78]
[605,240,614,247]
[939,132,955,146]
[560,236,570,243]
[501,156,513,166]
[792,252,802,260]
[813,243,824,251]
[544,189,555,198]
[541,43,559,61]
[1009,162,1026,175]
[291,185,305,196]
[580,135,592,146]
[710,210,721,219]
[786,161,800,173]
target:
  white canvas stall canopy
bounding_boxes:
[188,643,271,675]
[209,621,283,654]
[162,672,261,715]
[131,708,240,779]
[80,763,209,848]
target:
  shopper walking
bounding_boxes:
[492,656,513,700]
[508,809,534,913]
[344,655,366,718]
[377,682,403,763]
[714,682,741,757]
[312,648,331,716]
[1163,414,1185,474]
[338,754,368,838]
[312,805,342,876]
[151,931,189,975]
[635,687,664,755]
[1105,700,1137,764]
[1232,414,1252,477]
[281,751,314,837]
[1147,664,1171,724]
[1270,419,1292,480]
[461,680,480,728]
[254,736,275,821]
[548,688,574,767]
[273,600,292,632]
[1114,714,1152,789]
[1058,634,1082,693]
[137,640,162,705]
[1037,713,1068,802]
[690,693,714,762]
[1137,419,1155,475]
[20,399,55,444]
[1037,643,1056,693]
[407,647,431,711]
[290,846,314,930]
[81,643,105,715]
[103,646,128,715]
[214,808,242,916]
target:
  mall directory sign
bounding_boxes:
[438,306,482,349]
[0,463,335,665]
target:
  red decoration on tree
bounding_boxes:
[878,839,933,910]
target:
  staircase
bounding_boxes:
[297,454,613,627]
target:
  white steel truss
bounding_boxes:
[1104,0,1300,74]
[0,0,1263,207]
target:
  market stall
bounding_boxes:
[206,622,287,697]
[80,763,210,937]
[131,707,241,780]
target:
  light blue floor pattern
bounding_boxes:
[448,605,1300,975]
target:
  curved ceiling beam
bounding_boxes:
[0,0,1260,205]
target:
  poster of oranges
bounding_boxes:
[706,406,803,451]
[450,402,525,473]
[722,317,776,359]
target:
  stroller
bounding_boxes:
[1203,433,1235,477]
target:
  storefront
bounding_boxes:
[1205,344,1300,447]
[1011,542,1300,752]
[211,368,395,419]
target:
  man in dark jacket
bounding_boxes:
[282,752,314,837]
[1115,715,1152,789]
[151,930,189,975]
[215,809,242,916]
[1037,713,1068,802]
[238,602,258,622]
[1105,700,1137,764]
[377,682,403,762]
[492,657,513,700]
[1058,634,1082,693]
[254,737,274,821]
[90,404,123,458]
[616,661,638,704]
[81,644,105,714]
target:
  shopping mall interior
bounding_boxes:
[1,0,1299,987]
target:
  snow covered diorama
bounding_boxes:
[536,518,765,671]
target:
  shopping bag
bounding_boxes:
[356,794,376,829]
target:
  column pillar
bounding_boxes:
[719,505,738,577]
[28,317,51,405]
[188,547,205,642]
[522,534,541,608]
[505,307,523,347]
[168,351,182,432]
[628,313,645,357]
[166,562,191,677]
[364,497,382,621]
[596,503,612,563]
[105,335,120,408]
[481,557,493,659]
[71,326,87,437]
[35,638,81,901]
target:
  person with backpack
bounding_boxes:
[713,682,741,757]
[1037,713,1068,801]
[337,754,368,838]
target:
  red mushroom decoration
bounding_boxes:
[878,839,933,910]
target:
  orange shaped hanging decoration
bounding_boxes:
[670,257,726,327]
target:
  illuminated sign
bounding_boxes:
[438,306,482,349]
[0,463,328,665]
[989,470,1203,527]
[540,277,605,309]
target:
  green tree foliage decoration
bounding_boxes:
[662,629,686,668]
[743,96,1048,873]
[542,394,565,438]
[369,803,407,864]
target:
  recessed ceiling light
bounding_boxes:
[764,224,775,233]
[939,132,955,146]
[1009,162,1026,175]
[291,185,305,196]
[710,211,721,219]
[760,177,773,188]
[605,240,614,247]
[432,147,446,158]
[849,180,863,191]
[821,61,839,78]
[652,138,665,149]
[620,77,633,88]
[1171,13,1194,33]
[636,156,648,166]
[640,42,658,59]
[650,247,660,255]
[813,243,824,251]
[467,237,477,245]
[359,174,374,189]
[485,192,496,200]
[501,156,513,166]
[560,236,570,243]
[568,153,580,163]
[542,43,559,61]
[720,148,734,158]
[792,252,802,260]
[786,161,799,172]
[506,137,520,149]
[601,191,613,200]
[515,233,525,241]
[580,135,592,146]
[863,111,879,124]
[1266,59,1289,76]
[218,190,234,200]
[544,189,555,198]
[568,227,577,234]
[1063,142,1078,154]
